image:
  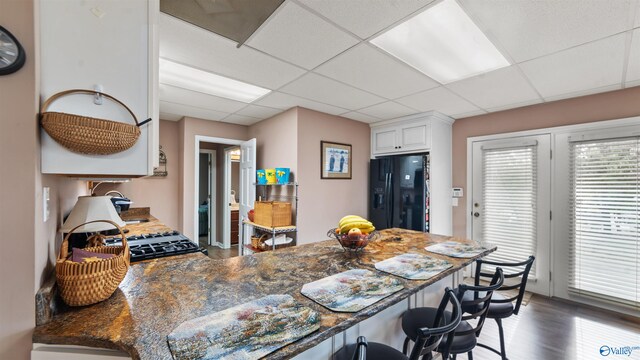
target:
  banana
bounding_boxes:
[359,225,376,234]
[340,221,374,234]
[338,215,365,228]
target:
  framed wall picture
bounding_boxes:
[321,141,352,179]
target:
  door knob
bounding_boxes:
[473,212,480,217]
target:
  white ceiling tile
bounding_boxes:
[486,98,544,113]
[235,104,284,119]
[279,73,385,110]
[298,0,436,39]
[626,29,640,84]
[452,109,487,119]
[246,2,358,69]
[253,91,349,115]
[314,43,439,99]
[160,100,230,121]
[357,101,418,120]
[159,13,305,89]
[541,84,622,103]
[341,111,381,123]
[159,112,183,121]
[159,84,247,113]
[395,87,480,116]
[446,66,541,110]
[519,34,627,99]
[223,113,261,126]
[460,0,636,62]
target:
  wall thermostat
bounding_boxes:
[452,188,463,198]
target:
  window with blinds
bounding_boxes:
[569,136,639,308]
[481,144,537,275]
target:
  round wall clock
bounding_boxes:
[0,26,26,76]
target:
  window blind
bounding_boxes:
[481,145,537,275]
[569,137,639,308]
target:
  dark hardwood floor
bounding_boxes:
[466,295,640,360]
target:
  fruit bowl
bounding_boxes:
[327,228,379,253]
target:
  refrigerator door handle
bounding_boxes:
[387,172,393,228]
[385,173,390,228]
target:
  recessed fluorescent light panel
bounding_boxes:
[370,0,510,84]
[159,58,271,102]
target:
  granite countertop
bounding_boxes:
[33,224,495,360]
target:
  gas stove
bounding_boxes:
[105,231,208,262]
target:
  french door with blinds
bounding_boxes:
[554,129,639,310]
[471,134,551,295]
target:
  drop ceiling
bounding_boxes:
[159,0,640,125]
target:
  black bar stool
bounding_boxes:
[335,287,462,360]
[402,268,504,360]
[473,256,535,360]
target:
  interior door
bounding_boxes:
[471,134,551,295]
[239,138,256,254]
[208,152,216,247]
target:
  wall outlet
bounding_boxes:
[43,187,50,222]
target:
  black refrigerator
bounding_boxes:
[369,154,430,232]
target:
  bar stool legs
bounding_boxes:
[496,318,507,360]
[476,318,508,360]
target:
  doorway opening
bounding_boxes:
[194,136,256,260]
[198,148,216,248]
[223,147,241,249]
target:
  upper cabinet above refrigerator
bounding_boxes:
[371,111,454,158]
[39,0,160,177]
[370,111,453,157]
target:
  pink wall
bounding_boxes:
[0,2,38,357]
[180,117,249,239]
[296,108,371,244]
[248,108,298,174]
[452,86,640,237]
[105,120,181,229]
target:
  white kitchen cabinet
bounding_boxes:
[371,117,433,155]
[39,0,159,177]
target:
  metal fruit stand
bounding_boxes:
[240,182,298,255]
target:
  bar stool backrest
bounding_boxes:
[456,267,504,338]
[474,256,535,315]
[349,288,463,360]
[408,287,462,360]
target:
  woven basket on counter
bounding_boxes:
[41,89,151,155]
[55,220,130,307]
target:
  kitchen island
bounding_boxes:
[33,226,494,360]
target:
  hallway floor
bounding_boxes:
[199,236,240,260]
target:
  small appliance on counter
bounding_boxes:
[105,190,133,214]
[105,230,208,262]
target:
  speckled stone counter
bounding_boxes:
[33,228,495,360]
